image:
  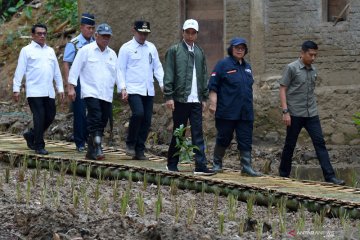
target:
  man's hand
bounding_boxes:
[166,99,175,111]
[59,92,65,103]
[67,84,76,102]
[202,101,207,112]
[13,92,20,102]
[208,91,217,115]
[121,89,128,102]
[282,113,291,126]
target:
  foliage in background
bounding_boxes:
[173,124,199,164]
[0,0,32,24]
[353,113,360,134]
[44,0,78,27]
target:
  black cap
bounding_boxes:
[134,21,151,33]
[81,13,95,26]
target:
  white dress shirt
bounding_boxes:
[117,37,164,96]
[13,41,64,98]
[68,41,121,103]
[185,41,199,103]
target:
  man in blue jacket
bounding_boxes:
[208,37,261,176]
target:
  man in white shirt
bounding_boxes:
[67,23,121,160]
[13,23,64,155]
[117,20,164,160]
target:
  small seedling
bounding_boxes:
[94,179,101,202]
[16,181,22,203]
[136,192,145,217]
[256,221,263,240]
[238,217,245,236]
[170,179,178,197]
[113,179,119,202]
[43,171,48,188]
[31,170,37,187]
[227,194,238,221]
[213,188,220,215]
[186,200,196,226]
[26,179,31,206]
[70,160,77,178]
[246,193,256,219]
[143,172,148,190]
[219,212,225,234]
[174,200,180,223]
[120,188,130,215]
[7,153,16,169]
[127,171,133,189]
[5,168,10,183]
[155,191,163,220]
[48,160,55,177]
[40,184,47,205]
[86,164,91,182]
[73,189,79,209]
[35,158,41,176]
[101,198,108,215]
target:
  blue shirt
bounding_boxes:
[208,56,254,121]
[63,33,94,63]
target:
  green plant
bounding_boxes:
[136,192,145,217]
[73,189,79,209]
[120,188,130,215]
[101,198,108,215]
[256,221,263,240]
[40,184,47,205]
[238,217,245,236]
[0,0,31,23]
[353,112,360,133]
[246,193,256,219]
[155,191,163,221]
[49,160,55,177]
[44,0,78,27]
[213,187,220,215]
[186,200,196,226]
[174,200,180,223]
[35,158,41,177]
[350,169,359,188]
[219,212,225,234]
[5,167,10,183]
[173,124,199,164]
[170,179,178,198]
[227,194,238,221]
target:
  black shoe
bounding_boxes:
[23,131,35,150]
[166,166,179,172]
[194,167,216,176]
[35,149,48,155]
[77,146,86,152]
[132,154,149,160]
[326,177,345,185]
[125,145,135,156]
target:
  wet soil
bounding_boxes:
[0,160,360,240]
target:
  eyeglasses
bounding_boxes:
[233,46,246,51]
[35,32,47,36]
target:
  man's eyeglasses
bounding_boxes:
[35,32,47,36]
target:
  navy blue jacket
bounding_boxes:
[208,56,254,121]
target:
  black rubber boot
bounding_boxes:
[93,132,105,160]
[85,137,96,160]
[213,144,226,173]
[240,151,262,177]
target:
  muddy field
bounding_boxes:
[0,159,360,240]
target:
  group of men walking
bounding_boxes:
[12,14,344,184]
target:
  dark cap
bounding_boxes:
[230,37,247,46]
[81,13,95,26]
[134,21,151,33]
[96,23,112,35]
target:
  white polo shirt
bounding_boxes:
[117,37,164,96]
[13,41,64,98]
[68,41,121,103]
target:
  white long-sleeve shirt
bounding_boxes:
[117,37,164,96]
[68,41,120,103]
[13,41,64,98]
[185,41,199,103]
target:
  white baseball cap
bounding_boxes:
[183,19,199,31]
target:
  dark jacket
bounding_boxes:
[164,41,208,103]
[208,56,254,121]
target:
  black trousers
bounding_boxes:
[27,97,56,150]
[84,97,111,136]
[167,101,207,169]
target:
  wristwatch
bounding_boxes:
[282,109,289,114]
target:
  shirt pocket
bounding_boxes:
[106,60,116,75]
[310,73,317,90]
[130,51,141,60]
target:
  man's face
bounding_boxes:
[301,49,317,66]
[232,44,246,61]
[32,27,47,47]
[134,30,149,44]
[182,28,197,46]
[80,24,95,40]
[95,33,111,50]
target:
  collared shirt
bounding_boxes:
[208,56,254,120]
[63,33,94,63]
[117,37,164,96]
[13,41,64,98]
[184,41,199,103]
[68,41,120,103]
[279,58,318,117]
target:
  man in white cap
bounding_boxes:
[163,19,215,175]
[67,23,122,160]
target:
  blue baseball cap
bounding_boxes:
[230,37,247,46]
